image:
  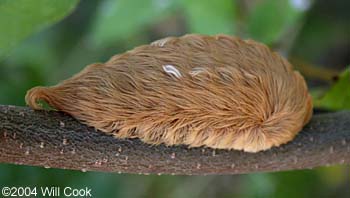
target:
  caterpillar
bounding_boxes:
[25,34,313,152]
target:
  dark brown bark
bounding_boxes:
[0,105,349,175]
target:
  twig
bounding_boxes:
[0,105,349,175]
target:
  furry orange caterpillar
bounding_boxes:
[25,34,313,152]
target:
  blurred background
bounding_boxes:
[0,0,349,197]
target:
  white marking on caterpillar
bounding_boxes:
[151,38,169,47]
[163,65,182,78]
[189,67,206,76]
[242,71,257,79]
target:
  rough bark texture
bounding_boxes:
[0,105,349,175]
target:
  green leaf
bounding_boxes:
[246,0,307,44]
[315,68,350,110]
[180,0,236,35]
[0,0,79,59]
[89,0,175,47]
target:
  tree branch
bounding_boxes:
[0,105,349,175]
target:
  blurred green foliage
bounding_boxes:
[315,68,350,110]
[182,0,236,35]
[89,0,237,48]
[89,0,173,47]
[0,0,349,197]
[0,0,78,59]
[246,0,305,44]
